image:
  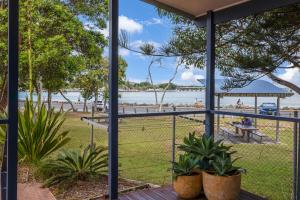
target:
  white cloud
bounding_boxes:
[181,71,194,80]
[143,18,163,25]
[119,15,143,34]
[119,48,130,57]
[85,16,143,38]
[131,40,160,49]
[278,67,300,85]
[181,71,204,82]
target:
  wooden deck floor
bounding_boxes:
[119,186,266,200]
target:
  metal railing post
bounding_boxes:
[297,121,300,200]
[293,111,298,200]
[172,106,176,182]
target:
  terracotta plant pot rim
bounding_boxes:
[203,170,241,177]
[176,172,201,178]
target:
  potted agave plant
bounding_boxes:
[172,154,202,199]
[178,132,231,172]
[203,151,244,200]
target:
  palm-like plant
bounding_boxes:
[211,152,243,176]
[18,99,70,163]
[178,132,234,170]
[172,154,199,178]
[42,145,108,187]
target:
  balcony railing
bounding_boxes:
[111,110,300,200]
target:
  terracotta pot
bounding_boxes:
[173,173,202,199]
[203,171,241,200]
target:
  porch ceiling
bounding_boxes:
[143,0,250,18]
[142,0,300,26]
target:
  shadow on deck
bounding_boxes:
[119,186,266,200]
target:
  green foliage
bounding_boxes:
[0,112,6,142]
[211,152,243,176]
[172,154,199,178]
[178,132,233,170]
[160,4,300,91]
[18,99,70,164]
[0,0,108,101]
[42,145,108,187]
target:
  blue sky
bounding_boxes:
[99,0,300,86]
[116,0,207,85]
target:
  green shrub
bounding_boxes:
[18,99,70,164]
[42,145,108,187]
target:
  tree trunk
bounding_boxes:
[159,63,180,111]
[267,73,300,95]
[83,98,87,112]
[103,85,108,113]
[59,90,76,112]
[47,91,52,110]
[148,59,158,105]
[27,0,33,100]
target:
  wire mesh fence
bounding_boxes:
[117,112,298,199]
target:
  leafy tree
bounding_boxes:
[0,0,108,109]
[74,57,127,112]
[74,70,100,112]
[159,4,300,93]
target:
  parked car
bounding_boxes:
[95,100,104,111]
[259,103,277,115]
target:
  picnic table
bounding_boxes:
[230,123,258,142]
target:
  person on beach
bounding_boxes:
[236,98,242,108]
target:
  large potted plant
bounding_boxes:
[172,154,202,199]
[203,151,244,200]
[178,132,231,171]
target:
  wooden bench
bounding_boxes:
[220,127,235,137]
[251,131,267,143]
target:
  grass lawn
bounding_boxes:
[62,112,295,200]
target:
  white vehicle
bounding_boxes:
[95,100,104,111]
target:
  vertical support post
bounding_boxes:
[90,106,94,148]
[171,106,176,182]
[293,111,298,200]
[276,97,280,143]
[254,95,257,127]
[205,11,215,137]
[108,0,119,199]
[217,95,220,135]
[7,0,19,199]
[294,120,300,199]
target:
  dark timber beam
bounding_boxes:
[7,0,19,199]
[108,0,119,199]
[195,0,300,27]
[205,11,215,137]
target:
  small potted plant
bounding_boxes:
[203,152,244,200]
[172,154,202,199]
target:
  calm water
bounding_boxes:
[19,91,300,108]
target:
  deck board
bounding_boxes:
[119,186,266,200]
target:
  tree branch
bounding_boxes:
[267,73,300,94]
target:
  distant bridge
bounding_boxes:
[176,86,204,91]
